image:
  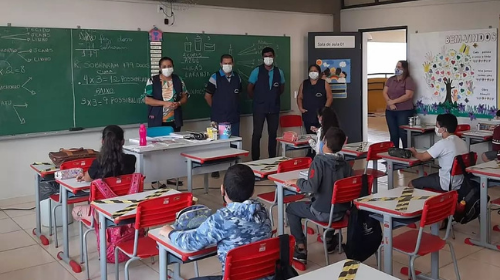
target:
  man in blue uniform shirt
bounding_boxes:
[205,54,242,178]
[248,47,285,160]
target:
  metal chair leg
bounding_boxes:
[53,204,60,248]
[269,205,275,227]
[376,244,383,270]
[83,227,93,280]
[337,230,342,254]
[194,261,199,277]
[410,255,418,280]
[448,242,461,280]
[48,199,53,236]
[79,221,84,263]
[323,229,330,266]
[115,247,120,280]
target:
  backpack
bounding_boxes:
[172,205,211,230]
[453,153,489,224]
[273,234,299,280]
[343,174,382,262]
[93,173,145,263]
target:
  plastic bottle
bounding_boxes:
[139,124,147,146]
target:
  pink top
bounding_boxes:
[385,76,416,111]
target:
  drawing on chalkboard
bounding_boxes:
[184,42,192,52]
[316,59,351,84]
[195,37,202,51]
[204,43,215,52]
[12,103,27,124]
[229,44,233,55]
[238,44,257,56]
[22,77,36,95]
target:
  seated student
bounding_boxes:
[159,164,272,280]
[481,110,500,162]
[72,125,137,220]
[408,113,468,191]
[285,127,353,264]
[308,106,340,156]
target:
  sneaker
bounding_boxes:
[293,246,307,264]
[211,172,220,178]
[326,233,342,254]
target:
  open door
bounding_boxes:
[308,32,362,143]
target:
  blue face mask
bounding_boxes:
[395,68,404,76]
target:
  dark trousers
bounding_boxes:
[286,201,342,245]
[304,120,320,158]
[252,112,279,160]
[385,109,414,148]
[162,121,181,132]
[190,277,222,280]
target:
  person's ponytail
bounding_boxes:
[97,125,125,178]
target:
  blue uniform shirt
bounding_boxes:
[249,67,285,88]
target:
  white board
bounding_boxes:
[409,29,498,119]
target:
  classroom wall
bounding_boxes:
[345,0,496,150]
[0,0,333,199]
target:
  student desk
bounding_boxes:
[276,134,315,157]
[30,162,59,246]
[181,148,249,192]
[341,142,372,160]
[55,177,92,272]
[377,151,426,189]
[400,125,435,148]
[148,228,218,280]
[354,187,440,277]
[268,169,307,235]
[291,259,399,280]
[91,188,182,280]
[466,161,500,251]
[458,130,493,152]
[242,157,289,179]
[123,137,242,183]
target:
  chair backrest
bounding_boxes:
[331,175,374,204]
[60,158,96,172]
[366,141,394,162]
[135,192,193,229]
[147,126,174,137]
[277,157,312,173]
[280,115,303,129]
[223,235,295,280]
[456,124,471,133]
[450,152,477,176]
[419,191,458,228]
[90,173,145,202]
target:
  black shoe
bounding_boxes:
[211,172,220,178]
[167,179,183,186]
[326,233,342,254]
[158,184,168,189]
[293,246,307,264]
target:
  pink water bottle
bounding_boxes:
[139,124,147,146]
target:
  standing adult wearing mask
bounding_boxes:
[248,47,286,160]
[144,56,189,186]
[383,60,416,148]
[298,64,333,157]
[205,54,242,178]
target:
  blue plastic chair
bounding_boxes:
[146,126,173,137]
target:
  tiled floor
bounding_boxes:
[1,117,500,280]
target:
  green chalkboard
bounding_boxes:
[162,32,291,120]
[0,27,74,135]
[0,26,149,137]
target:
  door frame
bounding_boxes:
[358,26,408,141]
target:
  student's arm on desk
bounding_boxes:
[168,214,225,251]
[295,161,322,193]
[408,147,433,162]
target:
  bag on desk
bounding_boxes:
[172,205,211,230]
[343,174,382,262]
[282,131,298,142]
[48,148,98,167]
[388,147,412,159]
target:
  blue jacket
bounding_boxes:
[169,199,273,277]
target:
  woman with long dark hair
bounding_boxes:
[78,125,136,181]
[308,106,340,155]
[383,60,416,148]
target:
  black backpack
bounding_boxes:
[343,174,382,262]
[453,153,489,224]
[273,234,299,280]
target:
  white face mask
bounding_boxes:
[435,126,443,137]
[161,67,174,77]
[263,57,274,66]
[309,72,319,80]
[222,64,233,73]
[395,68,404,76]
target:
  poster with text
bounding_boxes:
[316,59,351,84]
[409,29,497,119]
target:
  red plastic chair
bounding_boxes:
[223,235,295,280]
[280,115,303,129]
[80,174,145,280]
[391,191,460,280]
[353,141,394,178]
[257,158,311,226]
[50,158,96,248]
[304,175,373,265]
[115,192,193,280]
[424,153,477,193]
[455,124,471,137]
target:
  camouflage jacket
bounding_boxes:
[169,199,273,277]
